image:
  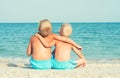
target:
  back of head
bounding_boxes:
[38,19,52,37]
[60,23,72,37]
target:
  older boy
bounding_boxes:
[35,23,86,69]
[27,19,81,69]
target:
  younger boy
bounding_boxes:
[35,23,86,69]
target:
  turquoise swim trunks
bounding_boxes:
[52,58,77,69]
[30,57,52,70]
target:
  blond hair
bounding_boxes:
[38,19,52,37]
[60,23,72,37]
[38,19,51,29]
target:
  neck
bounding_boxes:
[38,32,45,38]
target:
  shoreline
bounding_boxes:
[0,57,120,63]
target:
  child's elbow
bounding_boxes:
[26,51,31,56]
[27,53,30,56]
[27,53,31,56]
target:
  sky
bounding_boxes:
[0,0,120,22]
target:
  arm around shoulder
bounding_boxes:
[72,46,87,67]
[53,34,82,49]
[34,33,55,48]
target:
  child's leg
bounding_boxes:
[75,59,86,68]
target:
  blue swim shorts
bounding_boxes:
[30,57,52,70]
[52,58,77,70]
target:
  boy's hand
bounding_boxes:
[77,46,82,50]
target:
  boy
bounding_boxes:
[35,23,86,69]
[27,19,81,69]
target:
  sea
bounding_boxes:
[0,23,120,61]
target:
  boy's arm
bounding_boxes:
[72,46,86,67]
[34,33,55,48]
[53,34,82,49]
[72,46,85,59]
[26,38,32,56]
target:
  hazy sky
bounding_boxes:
[0,0,120,22]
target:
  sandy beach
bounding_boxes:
[0,58,120,78]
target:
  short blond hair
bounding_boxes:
[38,19,52,37]
[60,23,72,37]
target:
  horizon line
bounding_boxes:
[0,22,120,23]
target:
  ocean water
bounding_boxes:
[0,23,120,60]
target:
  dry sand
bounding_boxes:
[0,58,120,78]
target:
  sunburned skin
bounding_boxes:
[27,34,54,60]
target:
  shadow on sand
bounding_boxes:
[7,63,32,69]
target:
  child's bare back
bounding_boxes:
[54,40,72,61]
[28,35,52,60]
[52,23,86,69]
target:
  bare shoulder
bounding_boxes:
[51,33,60,39]
[67,43,73,47]
[47,33,57,39]
[30,35,38,42]
[50,33,56,37]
